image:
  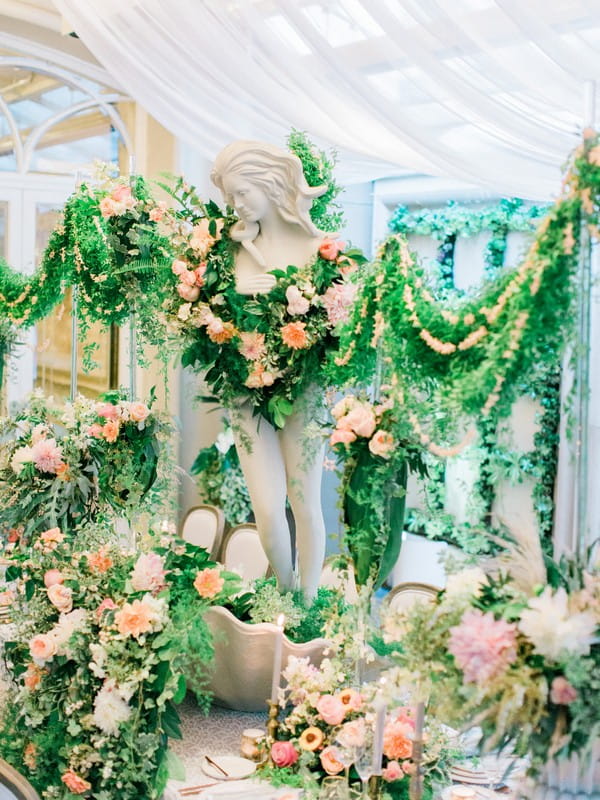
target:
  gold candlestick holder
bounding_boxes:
[409,737,424,800]
[368,774,382,799]
[262,699,279,767]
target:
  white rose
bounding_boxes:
[11,446,33,475]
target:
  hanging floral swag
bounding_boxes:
[0,524,242,799]
[160,133,366,428]
[0,390,171,544]
[329,130,600,458]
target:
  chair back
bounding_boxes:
[384,581,440,614]
[0,758,41,799]
[221,523,269,582]
[180,505,225,559]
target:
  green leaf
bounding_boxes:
[173,673,187,705]
[166,748,186,781]
[162,700,182,740]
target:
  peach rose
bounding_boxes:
[319,238,345,261]
[207,319,236,344]
[194,263,207,287]
[47,583,73,613]
[99,196,118,218]
[329,429,357,446]
[331,395,358,420]
[171,259,188,276]
[87,547,113,574]
[550,676,578,705]
[178,282,200,302]
[95,402,119,420]
[29,633,57,664]
[23,663,44,690]
[111,184,135,208]
[179,268,197,287]
[369,430,395,459]
[102,419,120,443]
[337,718,366,749]
[44,569,65,589]
[299,726,324,751]
[0,589,15,605]
[281,321,309,349]
[23,742,37,769]
[382,760,403,782]
[115,598,154,638]
[320,745,345,775]
[316,694,347,725]
[194,567,224,599]
[383,719,413,761]
[129,402,150,423]
[338,403,376,438]
[271,740,299,768]
[87,423,103,438]
[339,688,363,712]
[149,201,167,222]
[61,770,92,795]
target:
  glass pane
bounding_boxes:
[0,103,17,172]
[34,203,115,400]
[0,201,7,259]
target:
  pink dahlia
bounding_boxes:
[322,282,358,326]
[238,331,267,361]
[448,609,518,685]
[31,438,65,474]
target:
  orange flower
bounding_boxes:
[193,567,224,599]
[339,687,363,711]
[102,419,120,443]
[207,319,237,344]
[281,321,309,349]
[115,599,154,638]
[87,547,113,574]
[61,770,91,795]
[383,719,413,761]
[24,663,44,690]
[23,743,37,769]
[55,462,70,480]
[299,726,324,751]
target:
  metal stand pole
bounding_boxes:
[573,80,596,560]
[70,286,78,401]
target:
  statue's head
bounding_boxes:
[211,140,327,241]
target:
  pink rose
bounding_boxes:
[47,584,73,613]
[177,283,200,302]
[96,597,118,621]
[87,423,103,438]
[30,633,57,664]
[131,552,166,593]
[550,676,578,705]
[319,238,345,261]
[368,429,395,459]
[286,285,310,316]
[330,429,357,446]
[95,402,119,421]
[111,184,134,207]
[322,282,358,326]
[271,740,298,768]
[99,196,118,218]
[337,718,366,749]
[129,402,150,423]
[316,694,347,725]
[193,567,224,599]
[171,259,188,276]
[44,569,64,589]
[382,760,403,782]
[338,403,376,438]
[149,202,167,222]
[194,263,207,287]
[179,269,197,287]
[320,745,344,775]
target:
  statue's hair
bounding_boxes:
[211,140,327,243]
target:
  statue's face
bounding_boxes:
[222,174,271,224]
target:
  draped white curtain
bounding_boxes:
[54,0,600,198]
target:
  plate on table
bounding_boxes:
[450,765,490,785]
[201,756,257,782]
[201,779,299,799]
[441,787,497,800]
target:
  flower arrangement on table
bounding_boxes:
[160,134,366,429]
[379,535,600,773]
[328,392,426,589]
[261,654,455,799]
[0,390,170,543]
[0,524,242,799]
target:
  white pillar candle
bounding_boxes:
[270,614,285,704]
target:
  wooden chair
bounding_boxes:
[220,523,269,582]
[180,504,225,559]
[0,758,41,799]
[383,581,440,613]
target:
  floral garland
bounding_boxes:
[0,525,241,799]
[328,132,600,457]
[389,198,548,288]
[0,390,171,543]
[161,134,366,428]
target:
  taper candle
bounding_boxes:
[372,678,387,775]
[270,614,285,704]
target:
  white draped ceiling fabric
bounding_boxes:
[54,0,600,199]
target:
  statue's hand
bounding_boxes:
[236,273,277,295]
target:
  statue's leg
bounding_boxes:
[229,403,294,591]
[279,405,326,601]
